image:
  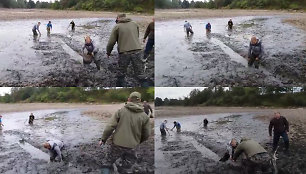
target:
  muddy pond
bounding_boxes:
[155,112,306,174]
[0,108,154,174]
[155,15,306,86]
[0,18,154,87]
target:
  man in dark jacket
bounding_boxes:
[248,36,263,69]
[269,112,289,152]
[228,19,233,30]
[171,121,181,132]
[143,18,154,59]
[29,113,35,125]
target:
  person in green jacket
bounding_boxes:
[106,14,144,87]
[232,138,272,174]
[99,91,150,170]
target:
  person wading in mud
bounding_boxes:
[171,121,181,132]
[143,101,153,117]
[0,115,4,129]
[269,112,289,152]
[106,14,145,87]
[69,20,75,31]
[82,36,100,70]
[206,22,211,33]
[46,21,52,34]
[99,92,150,171]
[203,118,208,127]
[232,137,272,174]
[143,18,154,60]
[160,120,169,136]
[248,36,263,69]
[184,21,194,36]
[220,138,239,162]
[228,19,233,30]
[43,140,64,162]
[32,22,41,36]
[28,113,35,125]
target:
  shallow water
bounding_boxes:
[156,15,306,86]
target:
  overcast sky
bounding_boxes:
[155,87,205,99]
[0,87,12,96]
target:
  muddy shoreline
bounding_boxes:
[155,9,306,31]
[0,8,152,22]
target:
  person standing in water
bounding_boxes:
[184,21,194,36]
[32,22,41,36]
[46,21,52,34]
[228,19,233,30]
[0,115,4,129]
[206,22,211,32]
[69,20,75,31]
[29,113,35,125]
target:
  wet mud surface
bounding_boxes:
[0,109,154,174]
[155,112,306,174]
[0,18,154,87]
[156,16,306,86]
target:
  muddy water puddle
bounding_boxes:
[0,18,154,87]
[156,15,306,86]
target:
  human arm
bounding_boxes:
[269,120,273,136]
[106,26,118,57]
[232,145,243,161]
[101,111,120,144]
[283,117,289,132]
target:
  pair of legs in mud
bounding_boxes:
[83,49,101,70]
[102,144,137,173]
[248,54,260,69]
[241,152,273,174]
[116,50,148,87]
[273,131,289,152]
[186,28,194,36]
[144,38,154,60]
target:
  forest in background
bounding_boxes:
[0,87,154,103]
[155,87,306,107]
[0,0,154,13]
[156,0,306,10]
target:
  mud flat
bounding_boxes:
[0,10,154,87]
[0,103,154,173]
[155,11,306,87]
[155,107,306,173]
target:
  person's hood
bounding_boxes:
[118,17,132,23]
[125,102,144,113]
[240,137,251,142]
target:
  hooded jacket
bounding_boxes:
[232,138,267,160]
[101,102,150,148]
[248,39,263,58]
[106,18,142,55]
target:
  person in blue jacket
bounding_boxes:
[171,121,181,132]
[47,21,52,34]
[206,22,211,32]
